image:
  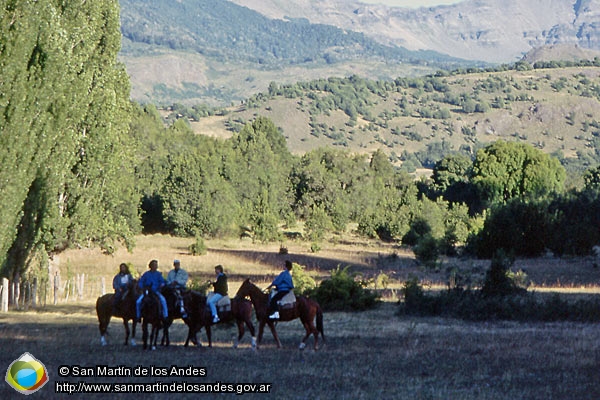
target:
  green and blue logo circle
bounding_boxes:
[5,352,49,395]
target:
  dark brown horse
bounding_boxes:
[95,281,139,346]
[161,288,206,347]
[184,295,257,348]
[235,279,324,350]
[140,288,163,350]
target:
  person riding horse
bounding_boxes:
[166,259,189,319]
[266,260,294,320]
[112,263,134,315]
[207,264,228,323]
[136,260,168,324]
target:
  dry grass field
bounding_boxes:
[2,234,600,399]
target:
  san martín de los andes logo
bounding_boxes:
[5,352,49,395]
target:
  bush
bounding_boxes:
[291,263,316,295]
[413,234,441,268]
[189,234,207,256]
[309,266,380,311]
[398,272,600,322]
[481,250,526,297]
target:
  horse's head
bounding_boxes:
[235,278,252,299]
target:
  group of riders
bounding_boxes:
[112,258,295,324]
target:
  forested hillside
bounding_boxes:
[118,0,474,104]
[120,0,460,67]
[171,62,600,182]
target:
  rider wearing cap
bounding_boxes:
[167,259,189,319]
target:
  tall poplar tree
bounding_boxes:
[0,0,139,280]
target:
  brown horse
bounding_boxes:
[186,295,257,348]
[161,288,206,347]
[96,281,139,346]
[235,279,325,350]
[140,288,163,350]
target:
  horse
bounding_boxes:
[235,278,324,350]
[140,288,163,350]
[183,295,257,348]
[160,287,205,347]
[95,281,139,346]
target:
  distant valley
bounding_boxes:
[118,0,600,107]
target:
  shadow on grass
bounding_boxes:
[206,247,414,278]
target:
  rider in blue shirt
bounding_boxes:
[266,260,294,319]
[136,260,168,321]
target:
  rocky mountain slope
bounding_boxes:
[229,0,600,63]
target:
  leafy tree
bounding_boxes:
[230,117,293,240]
[161,151,239,237]
[471,141,565,207]
[432,153,472,194]
[470,200,551,258]
[583,165,600,192]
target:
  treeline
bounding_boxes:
[132,107,600,262]
[2,0,600,286]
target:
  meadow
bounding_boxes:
[1,234,600,399]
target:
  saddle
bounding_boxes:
[207,293,231,313]
[276,290,296,310]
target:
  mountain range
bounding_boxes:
[229,0,600,63]
[118,0,600,105]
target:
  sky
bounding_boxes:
[358,0,466,7]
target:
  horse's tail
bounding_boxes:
[316,304,325,343]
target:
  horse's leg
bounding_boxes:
[245,315,257,348]
[233,319,245,349]
[131,319,137,346]
[98,304,111,346]
[267,321,282,348]
[161,319,172,347]
[257,320,267,349]
[206,325,212,348]
[152,324,159,350]
[123,319,130,346]
[99,314,110,346]
[142,321,149,350]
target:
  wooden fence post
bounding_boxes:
[12,274,20,310]
[54,272,60,305]
[1,278,8,312]
[77,273,85,300]
[101,277,106,296]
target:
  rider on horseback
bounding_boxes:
[112,263,134,315]
[167,259,189,319]
[266,260,294,320]
[136,260,168,323]
[207,265,228,323]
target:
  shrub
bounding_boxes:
[309,266,379,311]
[398,266,600,322]
[481,250,526,297]
[413,234,441,269]
[291,263,316,295]
[187,279,210,295]
[189,235,207,256]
